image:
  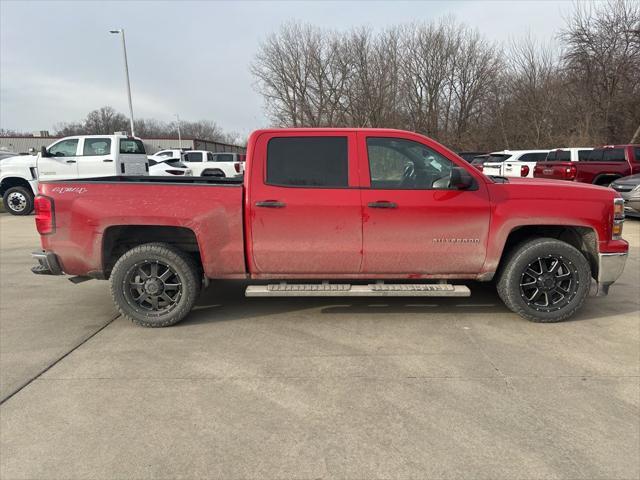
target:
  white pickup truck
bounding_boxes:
[1,134,148,215]
[481,150,550,178]
[185,151,244,177]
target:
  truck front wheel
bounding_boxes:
[3,186,34,216]
[496,238,591,322]
[110,243,201,327]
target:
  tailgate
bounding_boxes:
[534,162,573,180]
[482,162,502,176]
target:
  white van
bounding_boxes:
[37,134,148,180]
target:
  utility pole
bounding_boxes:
[175,114,182,148]
[109,29,135,137]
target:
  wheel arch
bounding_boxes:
[102,225,202,279]
[592,173,621,186]
[1,177,34,196]
[496,225,598,280]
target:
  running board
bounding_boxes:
[245,283,470,297]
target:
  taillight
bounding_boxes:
[566,164,577,180]
[612,198,625,240]
[521,165,530,177]
[34,195,55,235]
[234,162,241,173]
[533,164,543,176]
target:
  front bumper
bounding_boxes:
[595,252,628,295]
[31,250,63,275]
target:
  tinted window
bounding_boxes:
[556,151,570,161]
[267,137,348,187]
[546,151,557,161]
[214,153,234,162]
[207,152,214,162]
[578,150,592,161]
[519,152,548,162]
[485,154,512,163]
[120,139,145,154]
[602,148,625,162]
[635,147,640,162]
[185,152,203,162]
[586,149,604,161]
[367,137,456,190]
[83,138,111,156]
[49,139,78,157]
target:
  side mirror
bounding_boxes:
[450,166,475,190]
[40,146,50,157]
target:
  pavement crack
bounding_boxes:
[0,312,120,405]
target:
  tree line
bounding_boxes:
[1,106,242,146]
[251,0,640,151]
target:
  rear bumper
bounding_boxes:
[31,250,63,276]
[595,252,627,295]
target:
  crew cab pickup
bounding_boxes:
[534,145,640,185]
[31,128,629,327]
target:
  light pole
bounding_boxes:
[175,114,182,148]
[109,29,135,137]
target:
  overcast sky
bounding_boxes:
[1,0,583,138]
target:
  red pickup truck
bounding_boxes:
[534,144,640,184]
[31,129,628,327]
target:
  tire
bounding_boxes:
[110,243,201,327]
[496,238,591,323]
[3,186,34,216]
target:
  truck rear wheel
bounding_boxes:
[3,186,34,216]
[110,243,201,327]
[496,238,590,323]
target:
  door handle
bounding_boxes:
[65,160,76,164]
[368,201,397,209]
[255,200,286,208]
[103,159,113,162]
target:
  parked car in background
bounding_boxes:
[609,174,640,217]
[457,151,486,163]
[37,135,148,181]
[0,154,38,215]
[545,148,593,163]
[183,151,245,177]
[148,149,186,162]
[31,128,628,327]
[470,154,489,171]
[482,150,550,178]
[148,157,192,176]
[534,145,640,185]
[1,134,148,216]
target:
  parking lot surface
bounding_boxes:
[0,213,638,479]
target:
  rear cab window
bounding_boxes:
[214,153,235,163]
[119,139,146,155]
[266,137,348,187]
[82,138,111,156]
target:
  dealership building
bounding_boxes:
[0,134,246,155]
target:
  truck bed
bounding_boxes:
[38,176,246,279]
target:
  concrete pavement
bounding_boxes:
[0,213,638,479]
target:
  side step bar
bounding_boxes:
[245,283,470,297]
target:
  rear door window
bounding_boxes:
[266,136,348,187]
[82,138,111,156]
[519,152,549,162]
[635,147,640,162]
[602,148,625,162]
[214,153,234,162]
[185,152,204,162]
[578,150,592,161]
[119,139,146,154]
[586,149,604,161]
